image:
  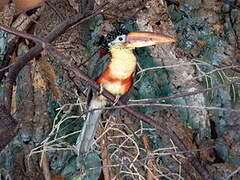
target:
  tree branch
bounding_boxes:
[130,79,240,105]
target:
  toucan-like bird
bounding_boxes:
[76,29,176,154]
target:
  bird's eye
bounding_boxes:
[118,37,123,41]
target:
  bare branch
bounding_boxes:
[0,24,45,44]
[130,78,240,105]
[85,102,240,113]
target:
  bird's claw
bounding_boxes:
[98,84,104,95]
[113,95,120,106]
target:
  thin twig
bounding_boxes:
[189,65,240,82]
[136,62,207,75]
[225,166,240,179]
[84,102,240,114]
[0,63,14,72]
[129,78,240,105]
[0,24,45,44]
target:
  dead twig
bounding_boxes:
[83,101,240,114]
[225,166,240,179]
[129,78,240,105]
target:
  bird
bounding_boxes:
[76,29,176,154]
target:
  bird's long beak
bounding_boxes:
[124,32,176,49]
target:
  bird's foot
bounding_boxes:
[98,84,104,95]
[113,95,120,106]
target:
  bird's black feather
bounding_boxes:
[100,28,129,49]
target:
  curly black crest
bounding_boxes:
[99,28,129,49]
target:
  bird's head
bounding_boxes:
[102,29,176,50]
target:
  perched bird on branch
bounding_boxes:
[76,29,176,154]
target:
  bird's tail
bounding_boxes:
[76,95,107,154]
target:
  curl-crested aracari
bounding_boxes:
[76,30,176,154]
